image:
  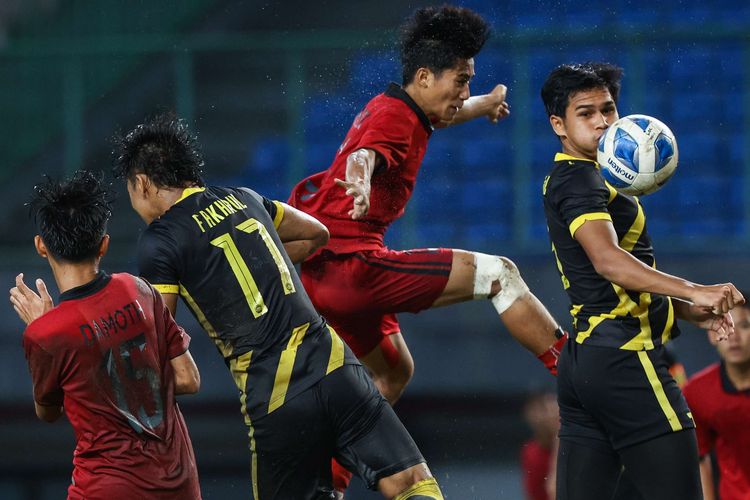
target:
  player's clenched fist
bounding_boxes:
[692,283,745,316]
[487,84,511,124]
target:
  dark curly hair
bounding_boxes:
[400,5,490,85]
[112,112,204,188]
[31,170,113,262]
[541,62,624,118]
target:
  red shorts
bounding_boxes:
[301,247,453,357]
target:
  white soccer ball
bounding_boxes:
[597,114,679,196]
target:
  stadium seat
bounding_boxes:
[349,51,400,96]
[305,139,342,174]
[247,136,289,175]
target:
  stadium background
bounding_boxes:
[0,0,748,498]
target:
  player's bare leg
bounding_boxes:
[377,462,444,499]
[360,334,415,404]
[433,250,561,356]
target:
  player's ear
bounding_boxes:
[34,235,48,259]
[415,67,433,88]
[550,115,565,138]
[98,235,110,258]
[134,173,151,196]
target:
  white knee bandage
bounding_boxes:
[473,253,529,314]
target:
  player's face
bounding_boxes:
[716,306,750,365]
[551,87,618,160]
[426,58,474,122]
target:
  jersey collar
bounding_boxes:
[384,83,433,133]
[174,186,206,205]
[59,271,111,302]
[555,152,598,164]
[720,361,750,395]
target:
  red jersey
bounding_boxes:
[520,439,552,500]
[289,83,433,253]
[683,363,750,500]
[22,272,200,499]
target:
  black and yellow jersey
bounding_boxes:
[543,153,679,350]
[137,186,358,420]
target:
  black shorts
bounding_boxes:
[557,340,694,451]
[247,364,424,499]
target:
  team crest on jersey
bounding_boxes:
[353,109,370,129]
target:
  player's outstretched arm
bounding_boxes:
[334,148,376,220]
[437,84,510,128]
[9,273,54,325]
[575,219,745,313]
[276,202,329,263]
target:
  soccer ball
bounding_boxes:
[597,114,679,196]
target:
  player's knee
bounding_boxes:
[393,478,444,500]
[473,253,530,314]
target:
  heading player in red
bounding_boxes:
[9,171,201,500]
[290,4,566,406]
[684,290,750,500]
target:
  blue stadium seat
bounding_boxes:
[472,49,514,91]
[422,138,460,175]
[413,177,464,221]
[671,92,719,123]
[641,92,669,123]
[668,47,716,82]
[305,139,342,174]
[459,134,509,177]
[464,222,511,251]
[677,131,720,164]
[461,180,512,230]
[349,50,400,96]
[304,94,359,137]
[246,136,289,175]
[667,5,712,29]
[414,223,460,247]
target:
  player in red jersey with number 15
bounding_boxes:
[9,171,201,500]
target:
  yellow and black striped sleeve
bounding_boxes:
[137,224,182,296]
[553,162,612,238]
[569,212,612,237]
[271,200,284,230]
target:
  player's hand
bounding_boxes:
[690,283,745,316]
[334,178,370,220]
[684,302,735,341]
[704,312,735,342]
[486,84,510,124]
[9,273,54,325]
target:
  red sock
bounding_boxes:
[537,330,568,376]
[332,458,353,492]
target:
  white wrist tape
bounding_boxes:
[473,252,529,314]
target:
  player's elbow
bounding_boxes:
[35,403,63,423]
[312,222,330,250]
[172,352,201,395]
[175,370,201,395]
[590,251,623,283]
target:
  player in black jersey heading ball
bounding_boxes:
[540,63,744,500]
[112,113,444,500]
